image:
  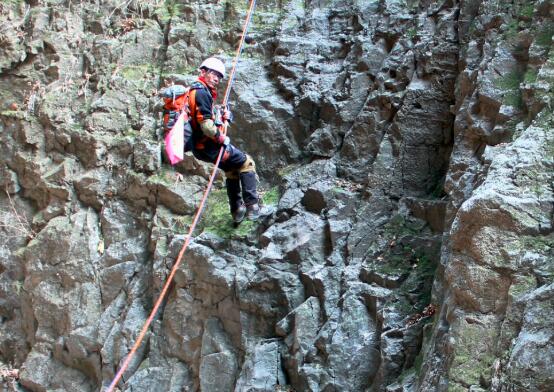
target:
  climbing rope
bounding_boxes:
[106,1,257,390]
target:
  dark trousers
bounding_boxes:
[192,138,247,174]
[192,139,259,210]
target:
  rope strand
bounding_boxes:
[105,1,257,390]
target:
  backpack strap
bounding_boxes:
[161,84,188,100]
[189,81,209,93]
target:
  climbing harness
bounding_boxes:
[106,1,258,390]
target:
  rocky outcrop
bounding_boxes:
[0,0,552,391]
[416,1,554,391]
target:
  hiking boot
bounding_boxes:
[232,203,247,225]
[246,203,275,221]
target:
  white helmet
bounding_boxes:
[199,57,225,78]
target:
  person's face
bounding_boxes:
[202,69,222,88]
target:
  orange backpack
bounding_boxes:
[162,85,190,131]
[161,85,194,152]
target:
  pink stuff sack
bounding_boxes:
[164,112,186,165]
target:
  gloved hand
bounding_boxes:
[213,130,230,146]
[222,105,233,123]
[214,105,233,125]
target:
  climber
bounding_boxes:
[185,57,273,223]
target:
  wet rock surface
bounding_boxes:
[0,0,552,391]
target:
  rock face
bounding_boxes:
[0,0,552,391]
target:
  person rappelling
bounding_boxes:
[107,3,262,391]
[162,57,273,224]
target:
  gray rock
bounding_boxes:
[133,139,161,174]
[199,318,238,392]
[259,212,327,266]
[234,339,283,392]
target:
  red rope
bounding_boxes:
[106,1,257,390]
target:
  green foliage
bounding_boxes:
[154,1,182,22]
[260,186,280,205]
[201,185,280,239]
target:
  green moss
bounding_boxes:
[224,0,249,13]
[155,237,169,256]
[494,70,522,90]
[277,163,301,177]
[509,274,536,298]
[397,317,434,384]
[124,128,139,138]
[375,258,410,275]
[467,20,477,36]
[524,68,538,83]
[521,235,554,253]
[449,325,496,386]
[383,214,425,237]
[200,185,279,239]
[13,280,25,295]
[503,19,520,40]
[120,64,153,81]
[135,358,149,371]
[148,168,175,186]
[519,4,534,18]
[447,383,468,392]
[430,180,446,198]
[413,349,424,373]
[1,0,23,7]
[398,367,416,384]
[494,70,524,108]
[1,110,26,119]
[175,215,193,231]
[535,23,554,48]
[200,189,252,238]
[392,297,415,314]
[169,64,197,76]
[523,69,537,83]
[406,27,417,40]
[406,0,419,10]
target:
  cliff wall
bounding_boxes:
[0,0,552,391]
